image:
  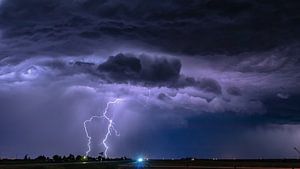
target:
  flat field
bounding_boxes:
[1,159,300,169]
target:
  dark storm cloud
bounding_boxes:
[97,53,142,81]
[234,45,300,73]
[1,0,300,57]
[226,86,242,96]
[97,53,181,84]
[96,53,222,96]
[192,78,222,95]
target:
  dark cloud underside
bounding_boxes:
[1,0,300,57]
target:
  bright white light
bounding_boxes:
[137,158,143,162]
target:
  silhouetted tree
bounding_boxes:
[62,155,67,162]
[52,155,62,162]
[35,155,46,161]
[67,154,75,161]
[97,156,103,161]
[75,155,82,161]
[24,154,29,161]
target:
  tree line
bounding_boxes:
[0,154,130,163]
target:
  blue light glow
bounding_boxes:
[137,158,143,162]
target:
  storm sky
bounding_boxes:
[0,0,300,159]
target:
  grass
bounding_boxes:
[145,159,300,168]
[0,161,130,169]
[1,159,300,169]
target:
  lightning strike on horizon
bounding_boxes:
[83,98,122,158]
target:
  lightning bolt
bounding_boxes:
[83,98,122,158]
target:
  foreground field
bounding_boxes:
[120,160,300,169]
[1,160,300,169]
[0,161,126,169]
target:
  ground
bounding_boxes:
[1,160,300,169]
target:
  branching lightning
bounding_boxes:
[83,115,101,157]
[83,98,122,158]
